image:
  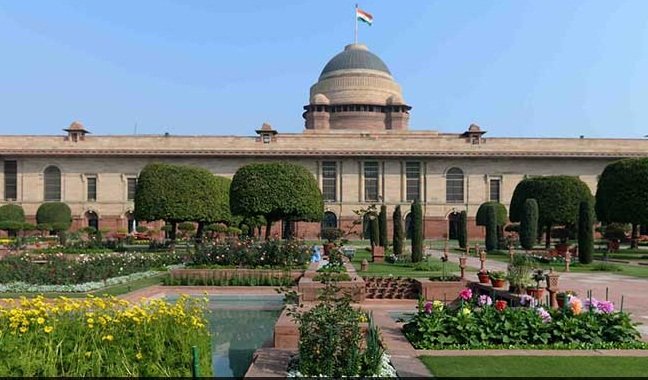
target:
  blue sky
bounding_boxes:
[1,0,648,138]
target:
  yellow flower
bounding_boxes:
[135,352,143,360]
[36,317,45,325]
[85,351,92,358]
[460,307,472,316]
[102,335,114,342]
[86,318,94,324]
[432,300,444,311]
[44,326,53,334]
[19,326,28,333]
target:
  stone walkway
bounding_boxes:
[440,250,648,339]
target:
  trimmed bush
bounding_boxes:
[36,202,72,232]
[378,205,387,247]
[392,205,404,256]
[596,158,648,248]
[458,211,467,249]
[411,200,423,263]
[0,204,25,223]
[485,206,498,252]
[369,216,379,247]
[476,202,507,226]
[520,199,539,250]
[578,201,594,264]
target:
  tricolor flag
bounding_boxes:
[356,7,373,26]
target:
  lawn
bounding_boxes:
[420,356,648,377]
[350,249,475,278]
[0,273,167,299]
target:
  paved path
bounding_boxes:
[439,250,648,339]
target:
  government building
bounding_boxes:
[2,43,647,239]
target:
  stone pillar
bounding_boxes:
[545,268,560,309]
[372,245,385,263]
[479,250,487,272]
[360,259,369,272]
[459,256,467,279]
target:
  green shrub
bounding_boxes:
[485,206,498,252]
[321,227,343,242]
[392,206,404,256]
[578,201,594,264]
[520,199,539,250]
[458,211,467,249]
[411,200,423,263]
[476,202,507,226]
[192,238,310,269]
[36,202,72,232]
[369,216,379,247]
[378,205,387,247]
[0,204,25,224]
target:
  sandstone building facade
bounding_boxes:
[2,43,648,239]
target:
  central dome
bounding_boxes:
[319,44,391,79]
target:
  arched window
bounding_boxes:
[85,211,99,231]
[44,166,61,201]
[321,212,338,231]
[446,168,464,203]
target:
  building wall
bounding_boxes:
[1,154,613,239]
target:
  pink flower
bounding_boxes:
[597,300,614,314]
[477,295,492,307]
[459,288,473,301]
[537,307,552,323]
[424,302,433,314]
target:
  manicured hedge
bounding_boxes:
[36,202,72,232]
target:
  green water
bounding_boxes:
[205,296,283,378]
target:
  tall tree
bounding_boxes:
[520,199,539,250]
[596,158,648,249]
[369,215,379,247]
[510,176,592,248]
[411,200,423,263]
[485,206,498,252]
[458,210,467,249]
[392,205,404,256]
[378,204,388,247]
[578,200,594,264]
[230,162,323,239]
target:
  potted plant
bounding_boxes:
[557,290,577,308]
[526,269,545,299]
[507,253,533,294]
[477,270,490,284]
[489,271,507,288]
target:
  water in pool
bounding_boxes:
[205,295,284,378]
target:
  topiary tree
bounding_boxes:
[458,210,467,249]
[230,162,323,239]
[596,158,648,249]
[411,200,423,263]
[392,205,404,256]
[520,199,538,250]
[0,204,26,236]
[485,206,498,252]
[476,202,508,227]
[134,163,232,242]
[36,202,72,237]
[369,215,379,247]
[378,205,387,247]
[578,200,594,264]
[510,176,593,248]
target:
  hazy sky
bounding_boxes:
[1,0,648,138]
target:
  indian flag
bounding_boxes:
[356,7,373,26]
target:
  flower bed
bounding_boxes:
[0,295,212,376]
[403,288,647,350]
[191,238,310,269]
[0,251,186,285]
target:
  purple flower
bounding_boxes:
[477,295,492,307]
[596,300,614,314]
[537,307,552,323]
[424,302,433,314]
[584,297,599,311]
[459,288,473,301]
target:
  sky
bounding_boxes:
[1,0,648,138]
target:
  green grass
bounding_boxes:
[0,273,167,299]
[420,356,648,377]
[350,250,475,278]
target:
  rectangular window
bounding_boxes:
[87,177,97,202]
[364,161,379,201]
[489,178,501,203]
[127,178,137,201]
[405,162,421,201]
[4,160,17,201]
[322,161,337,202]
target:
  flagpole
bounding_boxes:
[354,4,358,44]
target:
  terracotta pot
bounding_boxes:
[557,294,568,308]
[478,273,491,284]
[526,287,545,300]
[491,279,506,288]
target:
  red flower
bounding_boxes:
[495,300,507,311]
